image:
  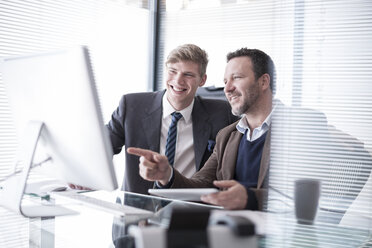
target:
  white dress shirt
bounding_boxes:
[159,93,196,178]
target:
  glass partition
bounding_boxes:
[159,0,372,238]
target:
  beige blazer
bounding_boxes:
[172,120,270,210]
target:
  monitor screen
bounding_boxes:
[1,46,118,192]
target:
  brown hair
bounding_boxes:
[227,48,276,94]
[166,44,209,77]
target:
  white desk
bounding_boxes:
[1,190,371,248]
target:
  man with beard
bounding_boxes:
[128,48,275,210]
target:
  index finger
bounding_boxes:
[127,147,157,161]
[201,192,222,206]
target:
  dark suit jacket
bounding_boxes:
[106,90,238,194]
[171,120,270,210]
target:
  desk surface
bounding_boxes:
[1,190,371,248]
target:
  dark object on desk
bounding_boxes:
[210,215,255,237]
[167,207,210,248]
[295,179,321,225]
[113,236,135,248]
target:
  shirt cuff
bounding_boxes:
[155,167,174,189]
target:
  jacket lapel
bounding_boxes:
[192,98,211,170]
[221,129,242,179]
[258,128,271,188]
[142,91,164,152]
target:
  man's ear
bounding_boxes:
[260,73,270,90]
[199,74,207,87]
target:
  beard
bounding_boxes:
[230,83,260,116]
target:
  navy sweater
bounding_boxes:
[234,130,267,210]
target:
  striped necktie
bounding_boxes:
[165,112,183,166]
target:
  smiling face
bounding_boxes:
[224,56,261,116]
[165,60,206,111]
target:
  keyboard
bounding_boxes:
[50,191,153,217]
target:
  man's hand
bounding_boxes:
[127,147,172,185]
[200,180,248,210]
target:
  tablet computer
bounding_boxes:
[148,188,218,201]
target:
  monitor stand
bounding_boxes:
[0,121,78,217]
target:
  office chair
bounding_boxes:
[320,126,372,221]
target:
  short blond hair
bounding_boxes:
[166,44,209,77]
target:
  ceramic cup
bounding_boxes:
[294,179,321,224]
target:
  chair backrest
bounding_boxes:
[320,126,372,216]
[196,86,227,101]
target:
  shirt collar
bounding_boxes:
[236,100,278,134]
[162,92,194,124]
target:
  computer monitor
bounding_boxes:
[0,46,118,217]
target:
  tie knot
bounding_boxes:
[171,112,183,122]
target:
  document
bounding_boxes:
[148,188,218,201]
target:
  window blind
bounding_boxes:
[0,1,150,247]
[159,0,372,245]
[268,1,372,241]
